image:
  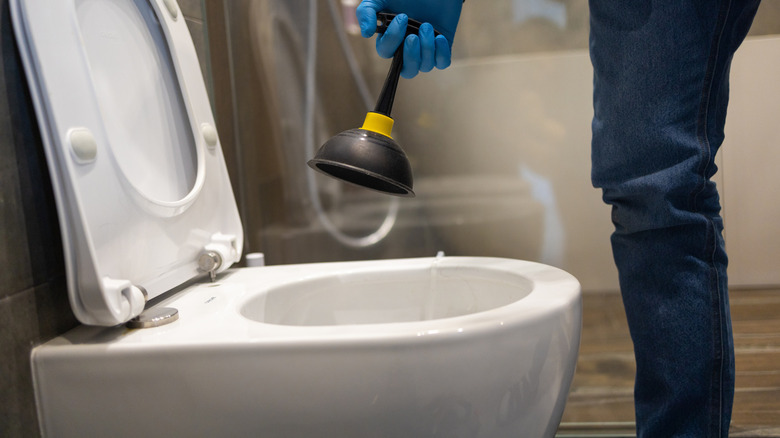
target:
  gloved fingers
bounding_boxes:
[401,34,422,79]
[375,13,408,59]
[355,0,384,38]
[418,22,435,73]
[434,35,452,70]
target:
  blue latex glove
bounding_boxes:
[356,0,463,79]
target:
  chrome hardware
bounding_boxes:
[126,307,179,329]
[198,251,222,282]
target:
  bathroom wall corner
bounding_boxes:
[0,0,81,436]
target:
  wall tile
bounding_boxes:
[0,1,77,437]
[0,277,73,438]
[0,290,43,438]
[0,169,32,299]
[0,4,32,298]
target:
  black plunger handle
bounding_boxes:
[373,13,441,117]
[374,49,403,116]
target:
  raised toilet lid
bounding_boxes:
[11,0,243,326]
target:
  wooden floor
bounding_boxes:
[557,289,780,437]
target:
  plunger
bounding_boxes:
[308,13,436,198]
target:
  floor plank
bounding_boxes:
[559,289,780,437]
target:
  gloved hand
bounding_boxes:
[356,0,463,79]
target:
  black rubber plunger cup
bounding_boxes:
[308,13,436,198]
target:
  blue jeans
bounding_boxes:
[588,0,761,436]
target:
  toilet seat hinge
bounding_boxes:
[197,233,239,282]
[100,277,147,323]
[198,251,222,282]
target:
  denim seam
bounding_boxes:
[695,0,733,435]
[695,0,732,208]
[708,216,725,438]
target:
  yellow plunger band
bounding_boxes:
[360,112,394,138]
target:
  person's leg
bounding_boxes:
[588,0,761,436]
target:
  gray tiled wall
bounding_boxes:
[0,1,208,436]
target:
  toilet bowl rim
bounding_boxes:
[110,256,582,346]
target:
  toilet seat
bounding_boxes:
[11,0,243,326]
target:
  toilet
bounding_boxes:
[12,0,582,437]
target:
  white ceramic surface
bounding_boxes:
[33,256,581,438]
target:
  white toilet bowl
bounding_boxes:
[12,0,582,437]
[35,256,581,437]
